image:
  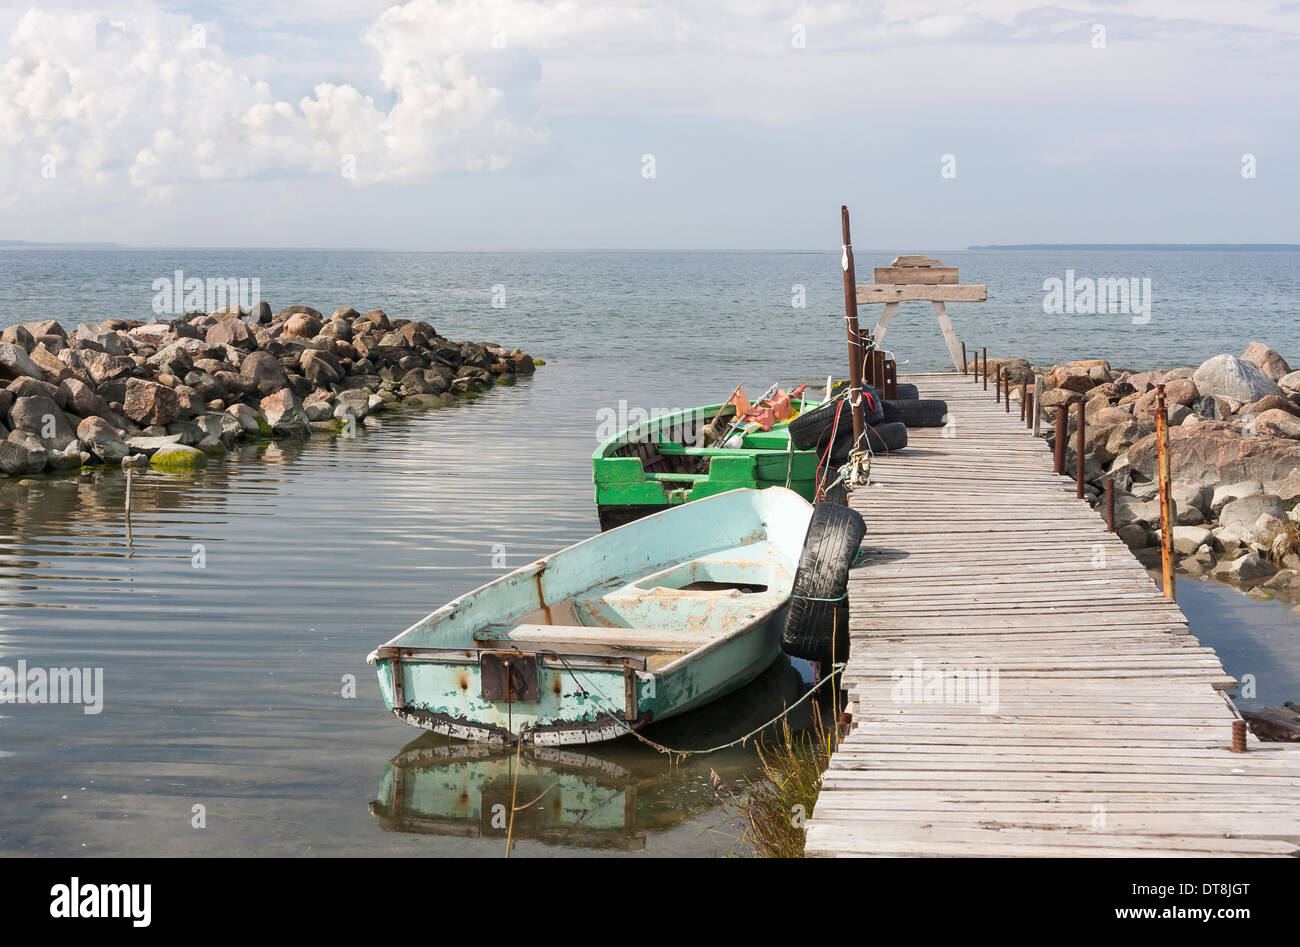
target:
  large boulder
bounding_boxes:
[1129,422,1300,486]
[205,319,253,348]
[259,389,310,435]
[300,350,343,387]
[78,349,135,386]
[283,312,323,339]
[1279,371,1300,397]
[1212,551,1277,583]
[240,351,290,396]
[0,430,47,473]
[1219,494,1286,534]
[0,342,47,382]
[1254,409,1300,439]
[58,377,105,417]
[149,443,208,471]
[1172,525,1214,555]
[123,378,181,427]
[76,416,129,463]
[1192,354,1282,403]
[7,395,76,450]
[1241,342,1291,382]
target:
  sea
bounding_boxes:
[0,247,1297,856]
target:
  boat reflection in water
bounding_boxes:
[369,654,824,852]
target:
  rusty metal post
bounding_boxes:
[961,341,967,374]
[1075,401,1086,499]
[1231,719,1248,753]
[1004,370,1011,413]
[1020,379,1027,422]
[1156,384,1176,600]
[1106,478,1115,531]
[995,363,1001,403]
[1025,386,1034,430]
[839,206,865,450]
[982,348,987,391]
[1053,407,1066,474]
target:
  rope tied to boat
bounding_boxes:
[536,649,846,763]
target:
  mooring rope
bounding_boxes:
[534,650,846,762]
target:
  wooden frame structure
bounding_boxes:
[857,255,987,371]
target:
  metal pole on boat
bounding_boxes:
[839,206,866,450]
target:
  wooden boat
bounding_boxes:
[592,398,824,531]
[366,488,813,746]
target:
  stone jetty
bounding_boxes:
[0,304,538,476]
[980,342,1300,607]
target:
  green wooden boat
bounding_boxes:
[366,487,813,746]
[592,398,823,531]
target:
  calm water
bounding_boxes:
[0,249,1297,857]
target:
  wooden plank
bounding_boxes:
[856,284,987,304]
[874,266,958,284]
[890,255,944,267]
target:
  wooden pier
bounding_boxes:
[806,372,1300,857]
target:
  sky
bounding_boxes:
[1,0,1297,249]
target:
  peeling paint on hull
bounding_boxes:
[368,488,812,746]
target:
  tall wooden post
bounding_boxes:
[1156,384,1176,600]
[982,348,987,390]
[1075,402,1086,499]
[961,342,967,374]
[840,206,866,451]
[1053,408,1067,474]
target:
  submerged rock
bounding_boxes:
[149,443,208,471]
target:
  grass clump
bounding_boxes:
[713,700,837,858]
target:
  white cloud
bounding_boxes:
[2,0,1299,217]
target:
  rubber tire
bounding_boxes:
[781,503,866,664]
[828,420,908,463]
[882,398,948,428]
[893,383,919,400]
[788,394,883,452]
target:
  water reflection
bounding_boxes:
[369,655,822,852]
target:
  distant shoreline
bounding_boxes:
[969,243,1300,251]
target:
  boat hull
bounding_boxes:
[592,399,823,531]
[369,488,813,746]
[377,609,784,746]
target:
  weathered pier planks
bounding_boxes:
[805,372,1300,858]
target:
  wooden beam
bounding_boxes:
[874,267,958,285]
[857,284,987,304]
[891,255,943,267]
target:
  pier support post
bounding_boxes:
[961,341,967,374]
[1004,370,1010,413]
[1053,408,1066,475]
[1106,478,1115,531]
[1075,402,1085,500]
[982,348,987,390]
[1156,384,1176,600]
[839,206,866,451]
[1032,375,1043,437]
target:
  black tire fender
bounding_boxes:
[780,502,866,664]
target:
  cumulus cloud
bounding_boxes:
[2,0,1299,210]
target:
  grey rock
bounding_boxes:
[1193,354,1282,403]
[76,416,129,463]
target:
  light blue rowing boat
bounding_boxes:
[366,488,813,746]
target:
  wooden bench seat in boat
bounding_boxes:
[474,623,718,653]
